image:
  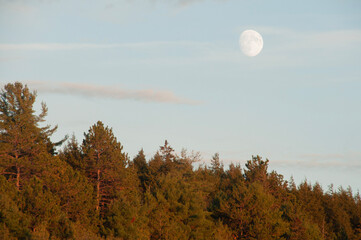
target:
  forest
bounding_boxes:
[0,82,360,240]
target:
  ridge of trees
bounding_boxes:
[0,82,360,240]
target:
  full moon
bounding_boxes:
[239,30,263,57]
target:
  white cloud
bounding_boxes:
[271,152,361,169]
[1,28,360,70]
[24,81,201,105]
[0,1,37,14]
[257,27,361,52]
[305,30,361,48]
[0,41,212,51]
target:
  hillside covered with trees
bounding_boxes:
[0,82,360,240]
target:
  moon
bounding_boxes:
[239,30,263,57]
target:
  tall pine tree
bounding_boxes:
[0,82,58,190]
[82,121,127,213]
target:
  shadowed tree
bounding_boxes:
[0,175,31,239]
[210,153,224,175]
[59,134,84,172]
[244,155,269,184]
[159,140,175,163]
[133,149,150,193]
[147,151,163,191]
[159,140,176,174]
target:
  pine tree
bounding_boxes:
[159,140,175,163]
[244,155,269,184]
[159,140,176,174]
[210,153,223,174]
[59,134,84,171]
[0,176,31,239]
[133,149,150,192]
[81,121,127,213]
[0,82,58,190]
[147,151,163,191]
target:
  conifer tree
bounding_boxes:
[0,176,31,239]
[244,155,269,184]
[159,140,176,174]
[133,149,150,192]
[59,134,84,171]
[133,149,147,171]
[147,151,163,190]
[159,140,175,163]
[81,121,127,213]
[2,81,361,239]
[210,153,223,174]
[0,82,58,190]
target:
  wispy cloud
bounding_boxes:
[273,160,361,169]
[174,0,228,7]
[24,81,201,105]
[206,150,361,170]
[3,28,360,58]
[271,152,361,169]
[0,41,212,51]
[253,27,361,52]
[0,56,23,62]
[1,28,360,70]
[305,30,361,49]
[0,1,36,14]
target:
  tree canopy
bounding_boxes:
[1,82,360,239]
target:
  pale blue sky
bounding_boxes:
[1,0,361,191]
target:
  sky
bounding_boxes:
[1,0,361,192]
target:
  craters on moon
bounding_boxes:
[239,30,263,57]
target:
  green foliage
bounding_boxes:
[0,82,360,239]
[210,153,224,174]
[132,149,150,193]
[21,177,62,230]
[102,192,149,239]
[145,169,216,240]
[0,177,31,239]
[59,134,84,172]
[0,82,59,190]
[82,121,126,170]
[42,157,95,223]
[82,121,127,214]
[213,181,289,239]
[71,221,102,240]
[244,155,269,184]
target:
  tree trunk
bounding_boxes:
[15,153,20,190]
[96,169,100,211]
[16,165,20,190]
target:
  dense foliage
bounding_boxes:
[1,82,360,240]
